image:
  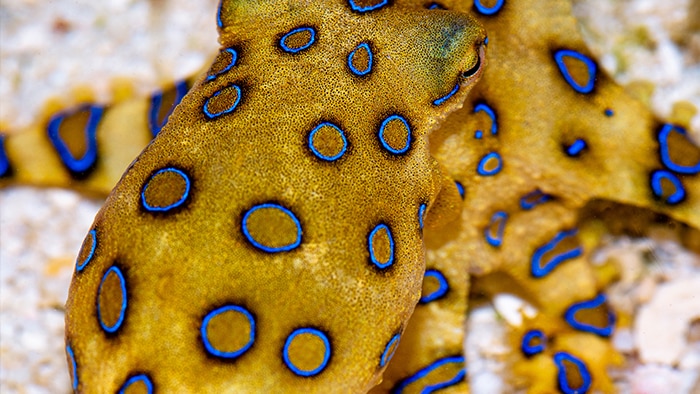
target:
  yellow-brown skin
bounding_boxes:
[377,0,699,393]
[62,0,486,392]
[2,0,699,393]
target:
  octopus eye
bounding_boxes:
[462,53,481,79]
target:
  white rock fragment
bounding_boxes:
[466,307,510,394]
[613,327,636,354]
[629,364,697,394]
[492,294,537,327]
[634,275,700,365]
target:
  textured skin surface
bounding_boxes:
[377,0,700,393]
[1,0,699,393]
[59,0,486,392]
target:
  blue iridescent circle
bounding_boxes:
[474,103,498,135]
[242,203,303,253]
[207,48,239,82]
[216,0,224,28]
[651,170,685,205]
[66,344,78,391]
[380,333,401,367]
[484,211,507,247]
[0,134,10,177]
[553,352,592,394]
[477,152,502,176]
[554,49,597,94]
[393,356,466,393]
[47,105,104,174]
[455,181,465,199]
[283,328,331,377]
[141,167,191,213]
[418,203,427,230]
[658,124,700,174]
[308,122,348,161]
[118,374,154,394]
[201,305,256,359]
[564,294,615,337]
[520,329,546,357]
[566,139,587,157]
[368,223,395,269]
[378,115,411,155]
[433,83,460,106]
[520,189,552,210]
[203,84,242,119]
[473,0,504,15]
[531,229,583,278]
[279,27,317,53]
[76,229,97,272]
[97,265,128,334]
[604,108,614,117]
[148,80,188,137]
[347,42,373,76]
[420,269,449,304]
[348,0,389,12]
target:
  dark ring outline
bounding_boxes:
[201,305,256,359]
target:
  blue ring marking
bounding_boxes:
[380,333,401,367]
[216,0,224,28]
[564,294,615,337]
[455,181,465,199]
[651,170,685,205]
[520,189,552,210]
[140,167,191,212]
[0,134,9,177]
[347,42,373,76]
[66,344,78,391]
[658,124,700,174]
[378,115,411,155]
[203,84,242,120]
[97,265,127,334]
[279,27,316,53]
[531,229,583,278]
[283,328,331,377]
[420,269,449,304]
[484,211,507,247]
[554,352,592,394]
[242,203,303,253]
[566,139,587,157]
[118,374,154,394]
[474,130,483,139]
[348,0,389,12]
[484,36,489,45]
[520,329,546,357]
[427,2,445,9]
[47,105,104,174]
[433,83,460,106]
[368,223,395,269]
[76,229,97,272]
[473,0,504,15]
[207,48,239,82]
[201,305,256,359]
[477,152,502,176]
[554,49,597,94]
[148,80,188,137]
[418,203,427,230]
[393,356,466,393]
[474,103,497,135]
[604,108,614,117]
[308,122,348,161]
